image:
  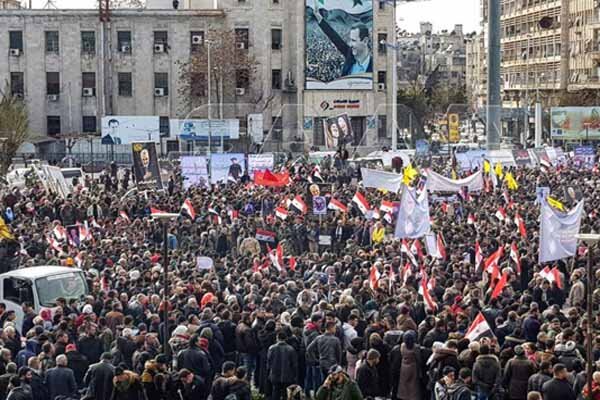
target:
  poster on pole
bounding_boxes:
[210,153,246,184]
[181,156,209,189]
[101,116,160,144]
[131,142,163,191]
[305,0,373,90]
[248,154,275,178]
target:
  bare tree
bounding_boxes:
[97,0,144,9]
[0,86,28,175]
[177,28,259,116]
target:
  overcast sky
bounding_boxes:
[30,0,481,34]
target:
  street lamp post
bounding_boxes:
[576,233,600,399]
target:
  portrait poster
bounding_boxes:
[210,153,246,184]
[131,142,163,191]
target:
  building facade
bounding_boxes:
[0,0,396,158]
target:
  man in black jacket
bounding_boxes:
[83,352,115,400]
[267,331,298,400]
[45,355,77,400]
[177,334,212,398]
[65,344,89,389]
[210,362,236,400]
[356,349,380,398]
[541,364,576,400]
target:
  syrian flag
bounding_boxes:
[208,207,222,224]
[510,242,521,274]
[411,239,424,261]
[401,239,418,266]
[269,243,284,272]
[383,212,393,224]
[150,207,167,216]
[369,265,381,291]
[380,200,394,213]
[495,206,507,222]
[539,266,563,289]
[467,213,476,225]
[53,225,66,241]
[47,236,63,253]
[437,233,447,260]
[181,199,196,220]
[228,209,239,220]
[256,229,276,243]
[352,192,370,215]
[401,262,412,284]
[491,271,509,299]
[289,256,297,272]
[515,212,527,239]
[328,198,348,213]
[465,312,495,342]
[502,190,511,205]
[275,207,289,220]
[420,274,437,311]
[475,241,483,270]
[292,195,308,214]
[485,246,504,276]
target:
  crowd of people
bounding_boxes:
[0,148,599,400]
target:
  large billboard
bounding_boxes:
[173,119,240,141]
[551,107,600,139]
[101,116,160,144]
[305,0,373,90]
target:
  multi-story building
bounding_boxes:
[0,0,20,9]
[0,0,397,158]
[465,32,486,111]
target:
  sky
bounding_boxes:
[31,0,481,34]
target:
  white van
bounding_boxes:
[0,267,89,329]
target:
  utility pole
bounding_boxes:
[486,0,501,150]
[391,0,398,151]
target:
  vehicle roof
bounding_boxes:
[0,266,82,280]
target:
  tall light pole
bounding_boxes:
[576,233,600,400]
[391,0,398,151]
[487,0,501,150]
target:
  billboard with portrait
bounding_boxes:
[551,107,600,139]
[323,113,354,149]
[181,156,209,189]
[131,142,163,191]
[305,0,373,90]
[210,153,246,184]
[174,119,240,141]
[101,116,160,145]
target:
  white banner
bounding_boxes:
[487,150,516,167]
[181,156,209,189]
[394,186,431,239]
[539,199,584,263]
[361,168,403,193]
[426,170,483,193]
[248,154,274,178]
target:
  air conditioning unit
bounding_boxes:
[154,44,165,53]
[378,83,386,91]
[235,88,246,96]
[82,88,94,97]
[9,48,21,57]
[13,93,24,99]
[47,94,59,102]
[154,88,165,97]
[121,44,131,53]
[191,35,203,45]
[236,42,246,49]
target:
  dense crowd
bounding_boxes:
[305,29,345,84]
[0,148,599,400]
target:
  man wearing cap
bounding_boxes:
[315,365,362,400]
[541,364,576,400]
[503,345,535,400]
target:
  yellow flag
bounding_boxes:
[494,162,503,178]
[483,160,491,174]
[547,196,565,211]
[504,172,519,191]
[0,216,14,240]
[403,164,419,186]
[451,169,458,180]
[372,227,385,244]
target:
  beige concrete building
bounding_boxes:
[0,0,396,158]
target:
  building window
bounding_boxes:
[47,116,61,136]
[117,31,132,53]
[154,72,169,95]
[190,31,204,53]
[82,116,97,133]
[272,117,283,140]
[45,31,59,54]
[81,31,96,54]
[378,71,387,84]
[46,72,60,95]
[236,69,249,89]
[82,72,96,96]
[235,28,249,49]
[159,116,170,137]
[378,33,387,54]
[118,73,132,96]
[379,0,385,10]
[378,115,387,138]
[272,69,282,90]
[9,31,23,50]
[154,31,168,45]
[271,29,282,50]
[10,72,24,96]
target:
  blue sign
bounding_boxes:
[415,140,430,156]
[573,146,595,169]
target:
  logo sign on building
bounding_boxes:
[248,114,264,144]
[177,119,240,141]
[448,114,460,143]
[551,107,600,139]
[101,116,160,145]
[305,0,373,90]
[210,153,246,184]
[131,142,163,191]
[248,154,275,178]
[181,156,209,189]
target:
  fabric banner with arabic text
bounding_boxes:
[394,186,431,239]
[361,168,403,192]
[539,199,584,263]
[426,170,483,193]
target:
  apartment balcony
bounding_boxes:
[569,75,600,90]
